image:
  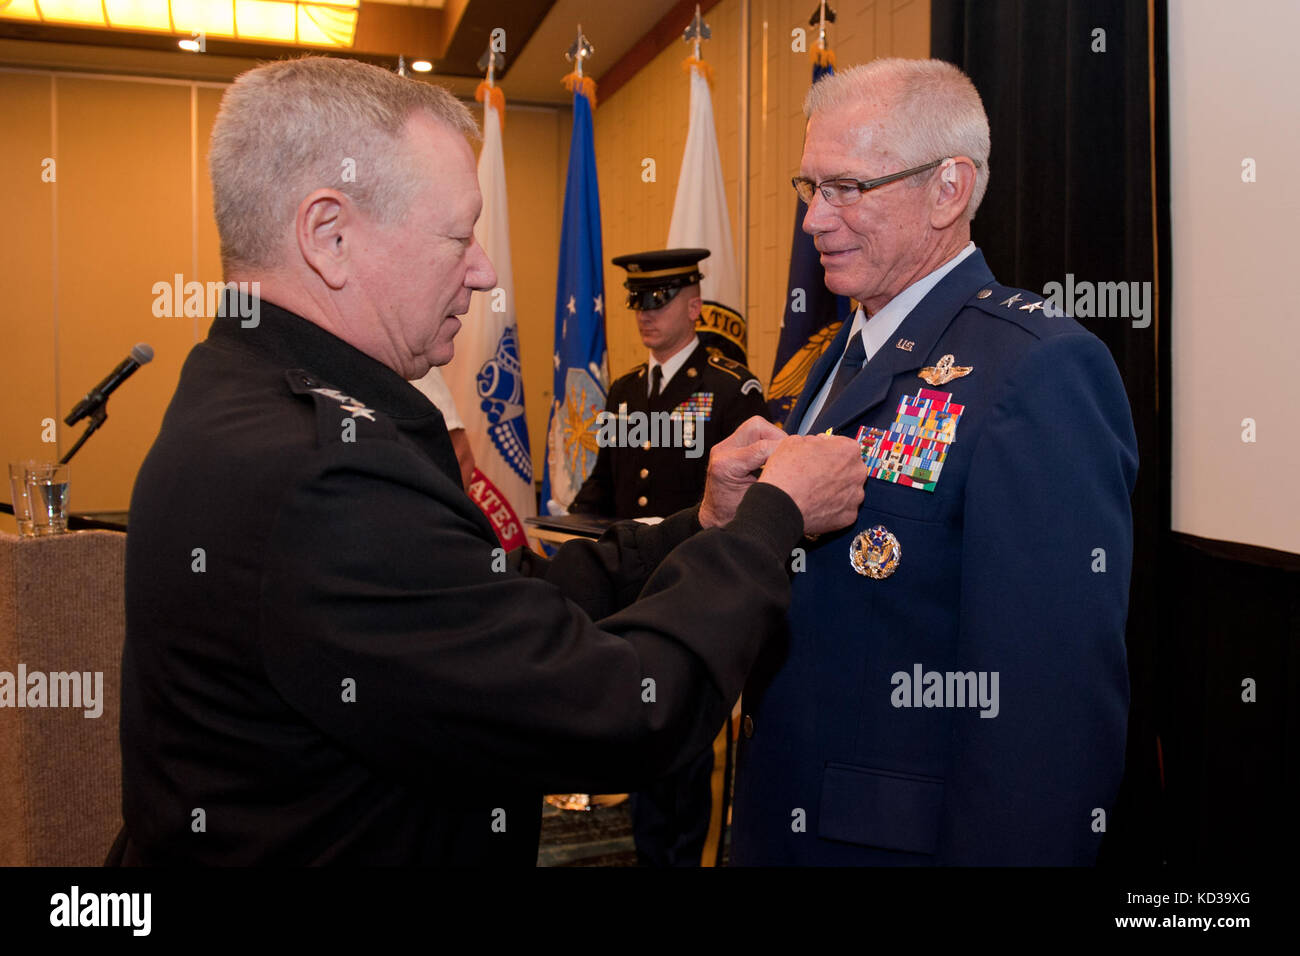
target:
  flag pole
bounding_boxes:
[545,22,608,812]
[682,4,714,84]
[808,1,837,68]
[476,42,506,129]
[563,25,597,107]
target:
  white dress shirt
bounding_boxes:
[647,335,700,396]
[409,365,465,430]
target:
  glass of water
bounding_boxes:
[26,462,71,535]
[8,461,37,536]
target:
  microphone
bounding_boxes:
[65,343,154,426]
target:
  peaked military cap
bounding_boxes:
[612,248,710,311]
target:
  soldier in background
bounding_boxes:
[571,249,768,521]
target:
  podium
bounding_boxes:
[0,530,126,865]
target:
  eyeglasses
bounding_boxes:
[792,157,976,207]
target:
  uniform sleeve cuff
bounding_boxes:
[725,483,804,564]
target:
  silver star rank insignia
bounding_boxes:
[311,387,377,421]
[1000,293,1023,308]
[340,403,376,421]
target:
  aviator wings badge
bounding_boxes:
[917,354,973,386]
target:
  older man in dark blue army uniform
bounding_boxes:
[570,249,768,867]
[729,58,1139,866]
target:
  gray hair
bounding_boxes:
[209,56,478,272]
[804,58,991,221]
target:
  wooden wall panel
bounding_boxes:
[0,73,57,502]
[196,87,227,314]
[54,78,199,513]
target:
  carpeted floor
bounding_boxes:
[536,798,638,867]
[535,798,732,867]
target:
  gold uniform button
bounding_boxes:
[639,468,649,479]
[742,715,754,738]
[977,288,992,299]
[641,441,651,450]
[637,495,648,507]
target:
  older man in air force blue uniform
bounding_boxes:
[729,58,1139,866]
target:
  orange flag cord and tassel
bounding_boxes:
[682,54,714,87]
[810,45,836,68]
[474,81,506,131]
[561,71,597,109]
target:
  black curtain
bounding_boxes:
[933,0,1299,868]
[932,0,1168,865]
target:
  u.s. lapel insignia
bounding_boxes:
[850,525,901,579]
[918,354,973,386]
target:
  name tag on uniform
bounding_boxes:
[856,388,965,492]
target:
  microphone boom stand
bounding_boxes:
[60,403,107,465]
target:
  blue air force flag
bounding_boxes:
[542,88,608,511]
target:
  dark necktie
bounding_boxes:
[649,365,663,399]
[821,329,867,413]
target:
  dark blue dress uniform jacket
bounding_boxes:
[116,299,806,866]
[730,250,1139,865]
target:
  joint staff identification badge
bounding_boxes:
[856,388,965,493]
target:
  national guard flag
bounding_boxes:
[441,66,535,550]
[542,70,609,513]
[765,56,854,425]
